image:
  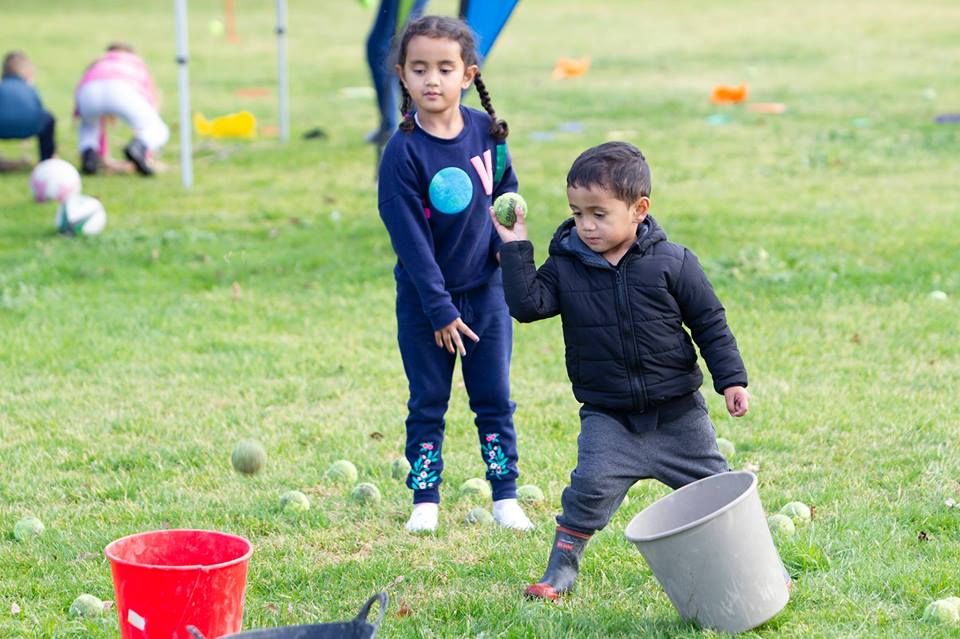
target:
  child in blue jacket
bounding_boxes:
[0,51,56,165]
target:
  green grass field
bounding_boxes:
[2,0,959,637]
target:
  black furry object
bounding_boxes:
[302,127,328,140]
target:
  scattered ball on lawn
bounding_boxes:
[208,19,225,36]
[493,192,527,228]
[13,516,44,541]
[390,457,410,481]
[327,459,358,484]
[69,594,104,618]
[767,514,796,538]
[465,507,494,526]
[459,477,491,500]
[55,194,107,236]
[517,484,544,505]
[231,440,266,475]
[350,482,382,506]
[922,598,960,625]
[779,501,812,526]
[279,490,310,512]
[929,290,948,301]
[716,437,736,459]
[29,158,81,203]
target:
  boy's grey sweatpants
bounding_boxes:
[556,392,729,535]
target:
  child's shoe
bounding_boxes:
[524,526,592,600]
[124,139,154,176]
[492,498,534,530]
[81,148,100,175]
[405,502,438,533]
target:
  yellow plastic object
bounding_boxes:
[193,111,257,139]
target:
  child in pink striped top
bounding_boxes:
[74,43,168,176]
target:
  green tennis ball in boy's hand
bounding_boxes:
[493,192,527,228]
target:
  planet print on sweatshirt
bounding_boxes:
[428,166,474,214]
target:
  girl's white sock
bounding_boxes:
[405,502,439,533]
[492,498,534,531]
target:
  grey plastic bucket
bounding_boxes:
[624,471,789,633]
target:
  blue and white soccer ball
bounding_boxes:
[55,194,107,236]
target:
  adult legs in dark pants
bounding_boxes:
[365,0,429,145]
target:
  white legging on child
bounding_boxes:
[76,80,169,152]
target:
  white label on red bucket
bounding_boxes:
[127,609,146,631]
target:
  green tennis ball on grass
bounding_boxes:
[280,490,310,512]
[13,516,45,541]
[716,437,736,459]
[459,477,492,500]
[326,459,358,484]
[923,599,960,625]
[465,506,494,526]
[350,482,382,506]
[493,192,527,228]
[208,19,225,37]
[231,440,266,475]
[390,457,411,481]
[779,501,812,526]
[767,513,796,538]
[69,594,104,618]
[517,484,544,505]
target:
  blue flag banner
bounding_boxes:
[459,0,520,61]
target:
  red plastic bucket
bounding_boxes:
[105,529,253,639]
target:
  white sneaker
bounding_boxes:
[493,498,534,531]
[405,503,438,533]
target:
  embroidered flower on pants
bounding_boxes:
[480,435,510,479]
[409,442,440,490]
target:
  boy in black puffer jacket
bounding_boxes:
[490,141,750,600]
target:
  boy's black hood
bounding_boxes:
[548,215,667,267]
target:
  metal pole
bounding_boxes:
[276,0,290,142]
[174,0,193,187]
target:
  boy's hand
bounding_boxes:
[434,317,479,356]
[723,386,750,417]
[489,204,529,243]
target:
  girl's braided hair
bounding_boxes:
[395,15,508,140]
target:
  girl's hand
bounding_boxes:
[434,317,479,356]
[489,204,529,243]
[723,386,750,417]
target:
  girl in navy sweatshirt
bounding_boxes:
[378,15,532,533]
